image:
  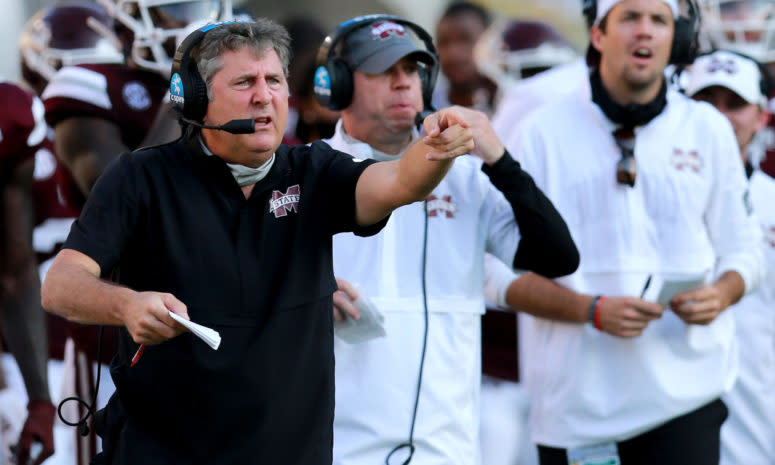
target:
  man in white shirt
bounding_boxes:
[505,1,764,464]
[315,15,579,465]
[686,49,775,465]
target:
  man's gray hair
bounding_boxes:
[195,19,292,101]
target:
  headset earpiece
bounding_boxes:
[314,14,438,112]
[669,0,700,65]
[323,57,353,111]
[170,20,246,123]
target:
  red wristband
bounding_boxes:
[594,296,606,330]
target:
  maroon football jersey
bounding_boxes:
[0,81,46,171]
[42,63,168,150]
[763,108,775,177]
[31,135,84,226]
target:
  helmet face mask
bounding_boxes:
[96,0,232,77]
[701,0,775,63]
[19,2,125,88]
[474,19,578,90]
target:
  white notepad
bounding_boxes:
[168,310,221,350]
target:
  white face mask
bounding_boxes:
[226,156,275,186]
[199,135,275,186]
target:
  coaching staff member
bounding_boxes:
[40,19,475,465]
[507,0,764,464]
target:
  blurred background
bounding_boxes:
[0,0,588,81]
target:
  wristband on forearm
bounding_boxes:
[588,295,605,330]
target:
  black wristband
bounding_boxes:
[588,295,602,324]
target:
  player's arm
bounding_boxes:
[140,97,182,147]
[0,157,57,465]
[353,107,474,226]
[53,116,129,196]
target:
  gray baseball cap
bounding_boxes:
[341,20,436,74]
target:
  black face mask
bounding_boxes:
[589,67,668,128]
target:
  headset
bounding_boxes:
[582,0,701,65]
[313,14,439,112]
[169,20,255,134]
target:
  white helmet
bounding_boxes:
[19,1,124,84]
[474,18,578,90]
[95,0,233,77]
[700,0,775,63]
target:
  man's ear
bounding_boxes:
[589,25,605,54]
[757,108,770,132]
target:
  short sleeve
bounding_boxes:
[312,141,390,237]
[63,152,142,276]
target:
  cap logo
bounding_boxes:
[707,57,737,75]
[170,72,184,104]
[370,21,406,40]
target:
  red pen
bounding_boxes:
[131,344,146,367]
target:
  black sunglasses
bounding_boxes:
[613,127,636,187]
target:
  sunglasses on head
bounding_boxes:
[613,127,636,187]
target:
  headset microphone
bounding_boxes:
[177,114,257,134]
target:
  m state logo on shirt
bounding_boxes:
[426,194,456,218]
[270,184,300,218]
[671,148,702,173]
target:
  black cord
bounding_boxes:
[384,200,430,465]
[57,325,103,437]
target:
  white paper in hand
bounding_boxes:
[334,295,386,344]
[655,276,707,310]
[168,310,221,350]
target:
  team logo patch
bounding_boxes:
[123,81,151,111]
[270,185,301,218]
[314,66,331,97]
[370,21,406,40]
[765,225,775,248]
[671,148,702,172]
[170,73,184,105]
[706,57,737,74]
[426,194,456,218]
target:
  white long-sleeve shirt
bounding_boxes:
[325,121,521,465]
[514,87,764,448]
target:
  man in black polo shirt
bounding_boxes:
[40,19,475,465]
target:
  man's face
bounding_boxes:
[692,85,768,158]
[346,57,424,141]
[436,12,487,87]
[203,47,289,166]
[591,0,675,96]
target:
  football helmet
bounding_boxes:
[474,19,578,89]
[95,0,233,76]
[701,0,775,63]
[19,1,124,88]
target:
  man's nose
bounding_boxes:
[252,80,272,104]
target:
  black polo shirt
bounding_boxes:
[65,136,387,464]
